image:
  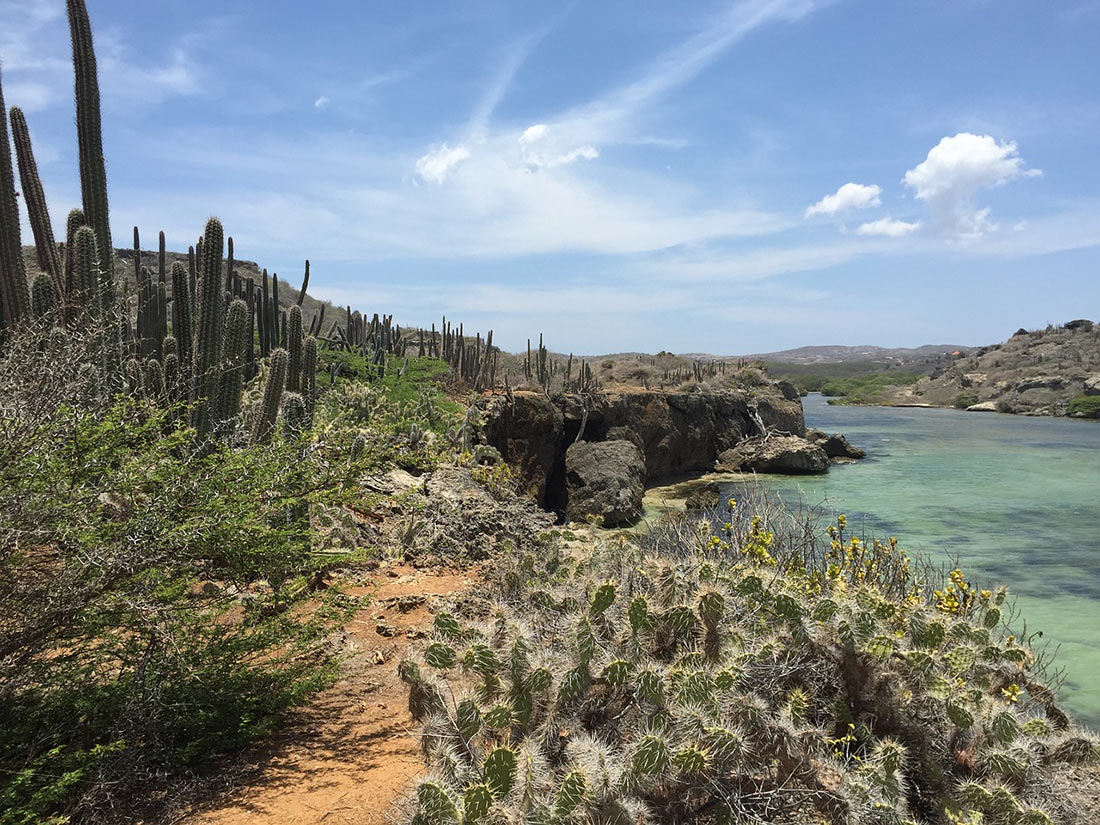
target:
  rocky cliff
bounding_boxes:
[482,384,805,515]
[889,320,1100,417]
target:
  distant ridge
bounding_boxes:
[679,344,971,365]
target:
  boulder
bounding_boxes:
[1084,375,1100,397]
[715,435,829,475]
[966,401,999,412]
[776,380,801,402]
[684,481,721,511]
[821,433,866,459]
[565,440,646,525]
[805,427,827,444]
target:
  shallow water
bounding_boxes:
[723,395,1100,727]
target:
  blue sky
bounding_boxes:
[3,0,1099,354]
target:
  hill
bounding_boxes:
[890,320,1100,416]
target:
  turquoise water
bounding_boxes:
[723,394,1100,726]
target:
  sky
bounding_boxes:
[2,0,1099,355]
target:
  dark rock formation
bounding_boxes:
[564,440,645,525]
[715,435,829,474]
[806,428,867,460]
[484,387,805,508]
[481,392,562,505]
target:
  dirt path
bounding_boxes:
[181,565,475,825]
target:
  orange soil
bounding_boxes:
[182,565,474,825]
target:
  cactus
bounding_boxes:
[10,107,62,296]
[302,335,318,424]
[251,348,287,445]
[416,781,459,825]
[170,261,193,382]
[62,208,85,304]
[0,63,29,329]
[192,217,224,435]
[482,747,517,800]
[67,0,113,290]
[213,298,249,431]
[31,273,55,319]
[70,225,100,319]
[286,304,303,391]
[280,392,306,440]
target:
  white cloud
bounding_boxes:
[519,123,550,144]
[805,182,882,217]
[903,133,1041,239]
[856,217,920,237]
[415,143,471,184]
[313,95,329,109]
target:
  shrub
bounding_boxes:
[955,391,979,409]
[1067,394,1100,418]
[0,325,366,822]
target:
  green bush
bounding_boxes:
[955,391,979,409]
[0,384,365,822]
[1067,394,1100,418]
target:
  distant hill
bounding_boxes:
[892,320,1100,416]
[733,343,971,364]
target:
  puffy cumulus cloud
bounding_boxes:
[313,95,329,109]
[805,182,882,217]
[856,217,920,237]
[519,123,550,144]
[415,143,471,184]
[903,133,1041,239]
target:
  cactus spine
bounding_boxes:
[67,0,113,298]
[10,107,62,297]
[0,62,29,330]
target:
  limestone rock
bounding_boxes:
[820,433,866,459]
[715,435,829,475]
[966,401,999,412]
[1083,375,1100,396]
[565,440,645,525]
[482,391,563,506]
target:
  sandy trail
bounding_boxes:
[182,565,474,825]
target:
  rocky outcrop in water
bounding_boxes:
[714,435,829,474]
[806,428,867,460]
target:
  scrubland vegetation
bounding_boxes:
[398,499,1097,825]
[0,3,1096,824]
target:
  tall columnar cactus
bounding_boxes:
[170,260,193,381]
[10,107,62,297]
[302,335,318,424]
[0,62,29,330]
[214,298,249,431]
[192,217,224,435]
[31,273,55,319]
[63,208,85,304]
[70,225,100,316]
[287,303,303,391]
[67,0,113,296]
[252,347,287,444]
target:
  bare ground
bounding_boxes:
[177,564,476,825]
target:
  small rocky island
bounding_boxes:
[483,379,864,525]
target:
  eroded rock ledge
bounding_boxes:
[483,385,823,524]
